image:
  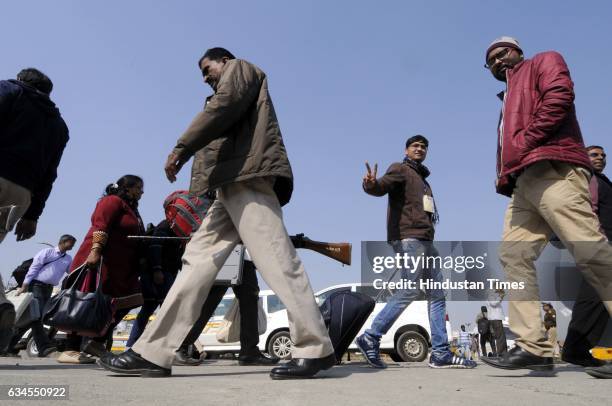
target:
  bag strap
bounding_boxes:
[40,252,66,269]
[66,259,103,290]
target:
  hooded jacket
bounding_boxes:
[495,52,591,197]
[0,80,69,220]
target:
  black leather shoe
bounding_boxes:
[173,348,203,366]
[83,340,108,358]
[269,353,336,380]
[98,349,171,377]
[37,345,58,358]
[585,362,612,379]
[239,352,280,366]
[481,346,553,371]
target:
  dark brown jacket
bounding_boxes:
[174,59,293,206]
[364,161,435,241]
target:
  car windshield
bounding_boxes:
[213,298,234,317]
[267,295,286,313]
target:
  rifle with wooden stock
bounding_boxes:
[127,233,351,266]
[289,233,351,266]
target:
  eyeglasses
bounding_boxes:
[484,48,512,69]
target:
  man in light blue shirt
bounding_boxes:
[8,234,76,357]
[19,237,75,290]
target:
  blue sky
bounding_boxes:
[1,1,611,329]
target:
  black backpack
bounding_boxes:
[477,316,490,335]
[11,258,34,287]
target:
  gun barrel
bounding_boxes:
[127,234,352,265]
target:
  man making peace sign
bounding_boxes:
[356,135,476,369]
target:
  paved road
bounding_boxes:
[0,357,609,406]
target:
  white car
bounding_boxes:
[199,283,453,362]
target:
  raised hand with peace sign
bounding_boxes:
[363,162,378,188]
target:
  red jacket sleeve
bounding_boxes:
[91,196,124,232]
[521,52,575,149]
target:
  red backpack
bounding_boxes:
[163,191,213,237]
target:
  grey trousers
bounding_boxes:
[0,177,31,244]
[133,177,333,368]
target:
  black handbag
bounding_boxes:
[42,262,114,337]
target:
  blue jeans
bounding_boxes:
[366,239,450,357]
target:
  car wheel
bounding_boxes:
[395,331,428,362]
[26,337,39,358]
[267,331,292,360]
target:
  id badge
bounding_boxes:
[423,195,435,213]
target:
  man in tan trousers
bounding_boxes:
[99,48,335,379]
[481,37,612,372]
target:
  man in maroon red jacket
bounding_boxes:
[480,37,612,372]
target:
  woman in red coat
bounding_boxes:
[57,175,145,364]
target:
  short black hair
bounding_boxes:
[59,234,76,244]
[405,134,429,149]
[587,145,604,151]
[16,68,53,95]
[198,47,236,67]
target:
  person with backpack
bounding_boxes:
[5,235,76,357]
[477,306,496,356]
[125,218,184,352]
[127,191,279,367]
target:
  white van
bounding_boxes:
[199,283,453,362]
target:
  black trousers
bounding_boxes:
[8,281,53,353]
[489,320,508,356]
[181,260,261,356]
[0,303,16,353]
[563,280,611,359]
[480,332,496,356]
